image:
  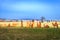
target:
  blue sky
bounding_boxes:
[0,0,60,20]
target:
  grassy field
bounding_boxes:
[0,28,60,40]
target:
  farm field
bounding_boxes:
[0,28,60,40]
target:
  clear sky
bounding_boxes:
[0,0,60,20]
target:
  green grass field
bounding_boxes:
[0,28,60,40]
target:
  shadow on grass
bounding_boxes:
[0,28,60,40]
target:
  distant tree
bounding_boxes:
[0,18,5,22]
[40,16,45,22]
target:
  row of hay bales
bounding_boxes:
[0,20,60,28]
